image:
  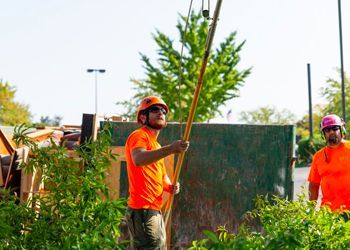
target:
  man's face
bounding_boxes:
[142,105,167,130]
[324,125,342,146]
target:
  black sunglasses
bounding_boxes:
[323,126,340,133]
[148,106,167,115]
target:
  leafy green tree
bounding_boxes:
[296,104,324,138]
[238,106,296,125]
[0,80,31,125]
[321,70,350,121]
[117,11,251,122]
[0,122,127,249]
[296,70,349,139]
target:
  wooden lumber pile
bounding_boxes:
[0,127,17,191]
[0,114,128,203]
[0,127,58,198]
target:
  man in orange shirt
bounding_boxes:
[125,96,189,249]
[308,114,350,217]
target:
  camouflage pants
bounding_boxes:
[126,208,166,250]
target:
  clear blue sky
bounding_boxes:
[0,0,349,125]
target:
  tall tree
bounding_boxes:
[0,80,31,125]
[296,104,324,138]
[295,70,349,139]
[320,70,350,121]
[239,106,296,125]
[117,11,251,122]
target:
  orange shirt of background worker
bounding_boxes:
[308,114,350,212]
[308,141,350,211]
[125,126,170,210]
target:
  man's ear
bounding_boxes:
[139,113,147,125]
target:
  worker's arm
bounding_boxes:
[309,182,320,201]
[163,174,180,194]
[132,140,189,167]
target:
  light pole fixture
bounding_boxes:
[87,69,106,114]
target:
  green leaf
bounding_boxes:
[117,11,251,122]
[202,230,219,243]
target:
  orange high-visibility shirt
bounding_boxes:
[308,141,350,211]
[125,127,166,210]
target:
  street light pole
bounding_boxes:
[338,0,346,122]
[307,63,313,138]
[87,69,106,114]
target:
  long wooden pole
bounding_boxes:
[164,0,223,226]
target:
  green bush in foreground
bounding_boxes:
[190,195,350,249]
[0,122,128,249]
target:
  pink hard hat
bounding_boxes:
[320,114,344,131]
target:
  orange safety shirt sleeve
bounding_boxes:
[308,150,322,184]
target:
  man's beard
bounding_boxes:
[328,134,340,145]
[147,119,166,130]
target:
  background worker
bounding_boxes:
[125,96,190,249]
[308,114,350,218]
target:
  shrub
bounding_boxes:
[0,122,128,249]
[297,136,324,166]
[190,194,350,249]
